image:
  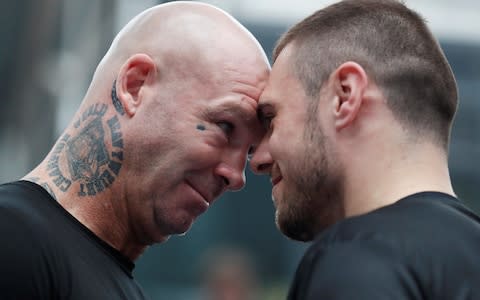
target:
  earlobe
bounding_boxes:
[333,62,368,131]
[115,54,156,117]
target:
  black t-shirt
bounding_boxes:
[288,192,480,300]
[0,181,148,300]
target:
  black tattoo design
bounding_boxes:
[111,80,125,116]
[47,134,72,192]
[67,117,109,182]
[74,103,108,128]
[196,124,206,131]
[47,103,124,197]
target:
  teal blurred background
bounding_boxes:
[0,1,479,299]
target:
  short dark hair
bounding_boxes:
[274,0,458,149]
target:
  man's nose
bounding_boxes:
[215,151,247,191]
[249,139,273,175]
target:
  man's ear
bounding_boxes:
[115,53,156,117]
[331,61,368,131]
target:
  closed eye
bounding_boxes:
[217,121,234,137]
[257,112,273,131]
[261,116,273,131]
[257,104,275,131]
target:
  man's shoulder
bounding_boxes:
[0,180,45,206]
[289,236,418,299]
[0,181,148,300]
[288,192,480,299]
[0,180,69,267]
[0,180,57,245]
[0,182,63,298]
[0,180,54,230]
[318,191,480,247]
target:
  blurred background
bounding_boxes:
[0,0,479,299]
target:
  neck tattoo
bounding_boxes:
[111,80,125,116]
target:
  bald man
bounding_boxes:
[0,2,269,299]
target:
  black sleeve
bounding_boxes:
[0,207,56,300]
[289,240,424,300]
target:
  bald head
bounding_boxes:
[90,1,269,92]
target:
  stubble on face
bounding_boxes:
[276,107,345,242]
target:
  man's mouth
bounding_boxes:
[185,180,215,205]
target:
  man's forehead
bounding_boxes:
[257,46,297,109]
[257,80,279,110]
[230,67,270,104]
[209,97,257,119]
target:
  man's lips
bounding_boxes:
[185,180,214,204]
[190,186,208,204]
[183,181,210,216]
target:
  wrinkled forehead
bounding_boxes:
[209,94,266,143]
[232,68,270,103]
[205,53,270,143]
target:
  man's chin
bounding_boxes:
[276,209,316,242]
[152,218,194,242]
[174,220,194,237]
[152,226,190,243]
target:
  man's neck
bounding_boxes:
[342,141,454,218]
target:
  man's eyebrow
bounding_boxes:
[207,104,255,122]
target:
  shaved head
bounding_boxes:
[87,1,269,98]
